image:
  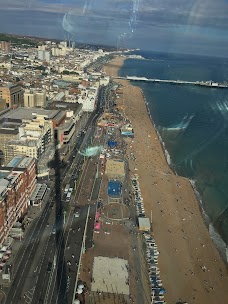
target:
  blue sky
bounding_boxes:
[0,0,228,57]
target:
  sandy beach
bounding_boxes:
[103,57,228,303]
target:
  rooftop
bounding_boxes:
[7,155,34,168]
[138,217,151,231]
[0,107,62,121]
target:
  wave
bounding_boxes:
[211,100,228,117]
[189,180,228,260]
[143,95,173,168]
[209,224,228,262]
[163,114,194,132]
[184,158,194,174]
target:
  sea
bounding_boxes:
[119,51,228,259]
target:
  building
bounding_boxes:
[80,87,98,112]
[57,119,75,146]
[0,41,10,53]
[138,217,151,232]
[0,99,7,111]
[105,159,125,181]
[36,145,55,177]
[121,125,134,138]
[38,45,46,51]
[0,116,19,165]
[52,47,60,57]
[0,107,66,132]
[99,76,110,86]
[24,89,46,108]
[81,96,96,112]
[3,118,51,164]
[4,139,42,164]
[46,101,83,122]
[0,108,64,164]
[23,90,35,107]
[37,50,51,62]
[0,156,37,246]
[0,84,23,108]
[35,91,46,108]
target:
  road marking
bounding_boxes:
[48,207,73,304]
[9,208,50,303]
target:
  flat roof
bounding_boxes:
[46,101,82,114]
[7,155,34,168]
[0,107,61,121]
[138,217,151,231]
[30,183,47,201]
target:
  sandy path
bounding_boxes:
[103,57,228,304]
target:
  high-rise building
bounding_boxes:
[35,91,46,107]
[0,84,23,108]
[59,41,67,48]
[44,51,51,62]
[0,41,11,53]
[52,47,66,57]
[38,50,44,60]
[37,50,51,62]
[24,89,46,108]
[0,156,37,246]
[23,90,35,108]
[38,45,46,51]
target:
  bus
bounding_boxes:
[64,184,70,194]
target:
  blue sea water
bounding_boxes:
[119,51,228,249]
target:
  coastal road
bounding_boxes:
[31,204,96,304]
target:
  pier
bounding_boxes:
[114,76,228,88]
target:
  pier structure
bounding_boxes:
[114,76,228,88]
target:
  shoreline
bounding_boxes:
[103,56,228,303]
[111,56,228,260]
[143,89,228,261]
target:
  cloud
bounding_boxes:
[0,0,228,56]
[1,0,228,29]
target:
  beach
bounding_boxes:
[103,57,228,303]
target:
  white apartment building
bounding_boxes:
[37,50,51,62]
[51,47,66,57]
[82,97,96,112]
